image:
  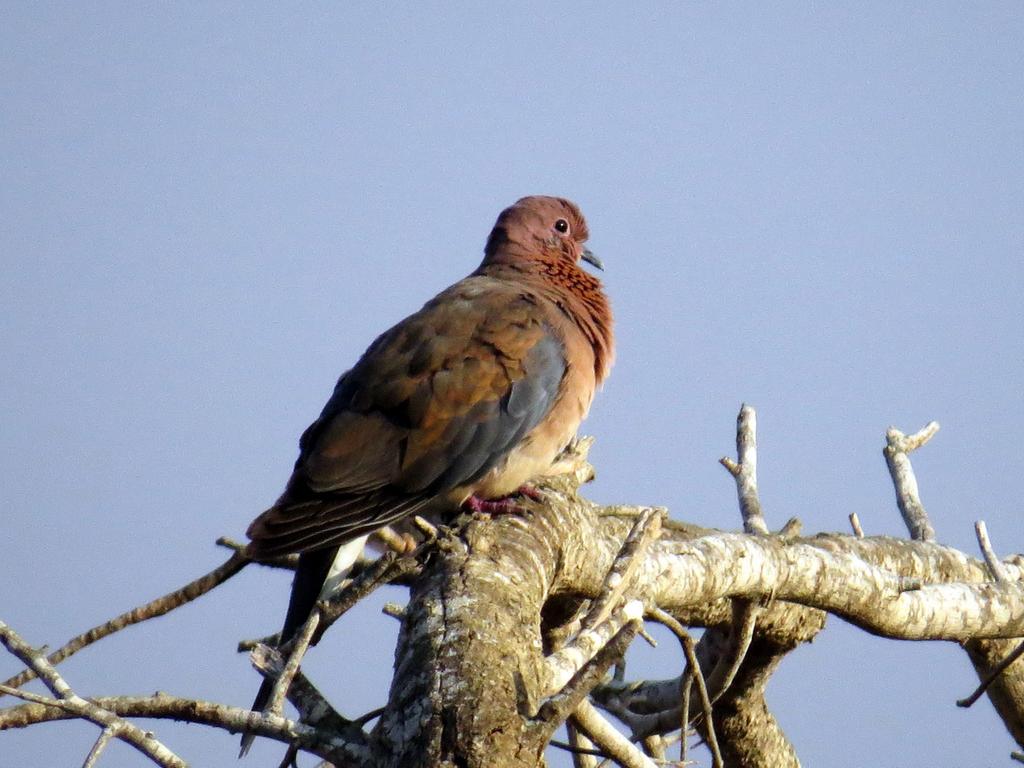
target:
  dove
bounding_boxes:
[240,195,613,754]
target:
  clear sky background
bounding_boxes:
[3,3,1023,766]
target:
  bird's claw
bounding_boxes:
[463,486,544,516]
[516,485,545,502]
[463,495,523,515]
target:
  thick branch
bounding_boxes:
[565,526,1024,642]
[881,425,1024,751]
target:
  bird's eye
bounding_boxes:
[554,219,570,234]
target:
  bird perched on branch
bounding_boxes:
[240,195,613,754]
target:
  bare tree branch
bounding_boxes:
[578,507,664,634]
[266,610,321,718]
[314,550,422,642]
[720,403,768,535]
[249,644,353,735]
[566,720,600,768]
[607,531,1024,642]
[648,607,723,768]
[217,537,298,569]
[883,421,939,542]
[80,724,116,768]
[705,600,760,703]
[543,508,662,697]
[879,427,1024,752]
[0,622,186,767]
[0,690,371,765]
[571,700,657,768]
[976,521,1011,583]
[1,550,249,695]
[959,641,1024,709]
[712,403,768,724]
[544,602,644,697]
[534,614,641,727]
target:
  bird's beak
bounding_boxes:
[581,248,604,271]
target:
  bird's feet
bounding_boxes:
[463,485,544,515]
[516,485,545,502]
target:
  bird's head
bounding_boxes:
[482,196,603,272]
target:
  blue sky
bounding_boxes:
[3,3,1023,765]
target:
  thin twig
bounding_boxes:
[242,550,418,653]
[648,608,723,768]
[720,403,769,535]
[0,683,69,706]
[637,627,658,648]
[0,624,73,700]
[411,515,439,538]
[353,706,385,727]
[0,622,186,767]
[549,737,607,759]
[316,551,422,641]
[248,646,352,733]
[777,517,801,540]
[679,667,692,765]
[545,611,648,695]
[217,537,298,570]
[1,550,249,695]
[274,744,299,768]
[238,633,278,653]
[535,607,643,724]
[266,610,321,718]
[975,521,1010,583]
[957,640,1024,708]
[543,509,662,697]
[580,508,664,634]
[705,600,760,702]
[370,525,415,554]
[883,422,939,542]
[590,691,684,743]
[0,690,370,763]
[81,725,116,768]
[714,404,766,708]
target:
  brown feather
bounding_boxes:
[246,195,613,559]
[241,195,615,755]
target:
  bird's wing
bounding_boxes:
[246,279,566,556]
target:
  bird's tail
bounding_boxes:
[238,545,341,757]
